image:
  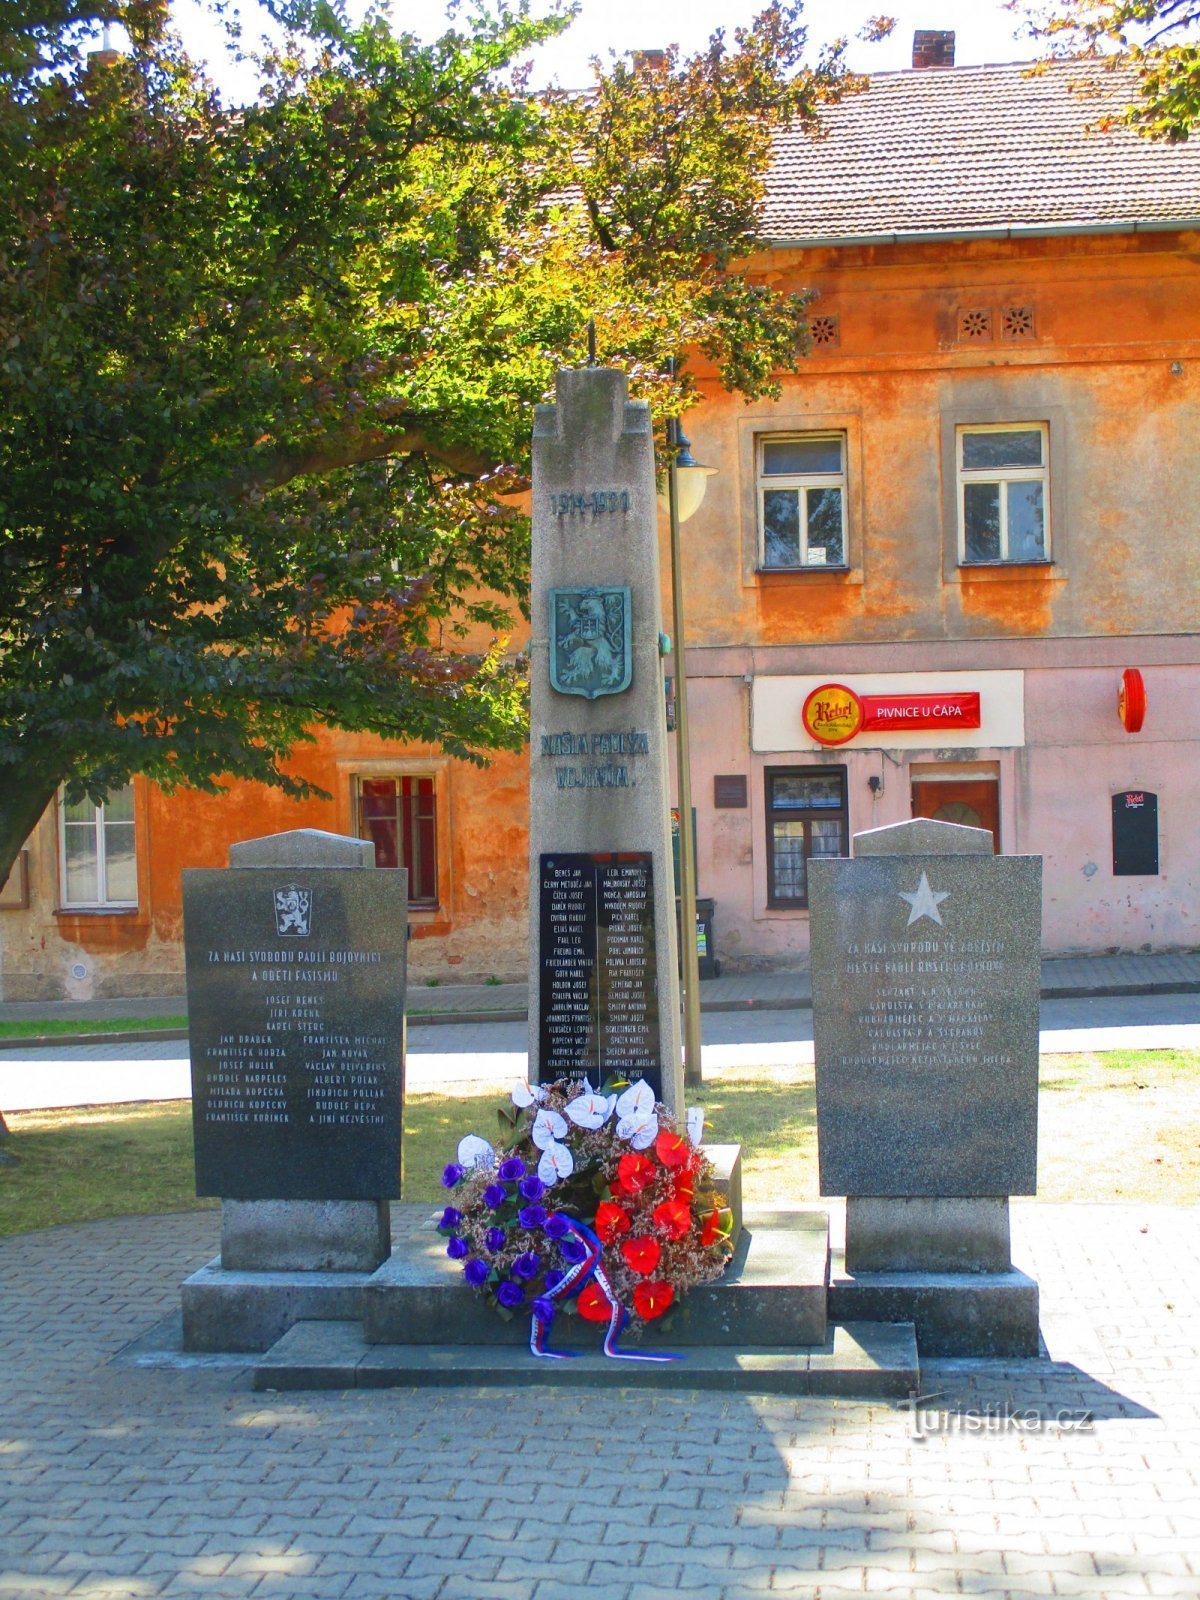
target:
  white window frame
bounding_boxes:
[57,787,138,910]
[757,432,848,569]
[956,422,1051,565]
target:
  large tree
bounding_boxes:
[1016,0,1200,139]
[0,0,869,889]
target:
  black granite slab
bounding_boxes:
[538,851,660,1096]
[182,868,407,1200]
[808,853,1041,1197]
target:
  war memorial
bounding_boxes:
[177,366,1042,1389]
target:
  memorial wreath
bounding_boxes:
[438,1077,735,1361]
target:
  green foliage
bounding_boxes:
[0,0,857,880]
[1015,0,1200,139]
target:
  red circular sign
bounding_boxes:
[802,683,863,747]
[1118,668,1146,733]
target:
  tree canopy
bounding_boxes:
[1016,0,1200,139]
[0,0,871,882]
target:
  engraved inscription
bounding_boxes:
[183,870,406,1200]
[538,852,660,1099]
[550,490,632,518]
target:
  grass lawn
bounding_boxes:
[2,1050,1198,1236]
[0,1017,187,1040]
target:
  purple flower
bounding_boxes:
[518,1204,547,1230]
[496,1280,524,1309]
[511,1250,541,1281]
[438,1206,462,1231]
[464,1259,489,1288]
[446,1236,468,1260]
[441,1163,465,1189]
[517,1174,546,1202]
[484,1227,507,1252]
[483,1183,507,1210]
[560,1237,588,1265]
[544,1268,565,1292]
[498,1157,526,1182]
[531,1296,556,1325]
[544,1213,569,1240]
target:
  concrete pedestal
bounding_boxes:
[846,1196,1011,1273]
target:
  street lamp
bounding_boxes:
[663,413,717,1091]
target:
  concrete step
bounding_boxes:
[362,1206,830,1348]
[253,1318,919,1397]
[828,1249,1041,1358]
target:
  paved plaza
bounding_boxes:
[1,1195,1198,1600]
[3,979,1199,1597]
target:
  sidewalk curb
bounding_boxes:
[0,1027,190,1053]
[2,979,1197,1049]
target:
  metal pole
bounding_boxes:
[667,417,704,1092]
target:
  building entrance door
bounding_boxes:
[910,774,999,852]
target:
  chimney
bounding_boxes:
[912,30,955,69]
[631,49,667,73]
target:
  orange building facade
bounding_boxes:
[4,51,1200,1000]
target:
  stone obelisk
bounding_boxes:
[526,367,683,1114]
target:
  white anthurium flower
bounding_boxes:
[581,1076,595,1095]
[687,1107,705,1147]
[615,1079,655,1121]
[511,1081,548,1109]
[531,1107,569,1151]
[538,1139,575,1187]
[457,1133,496,1171]
[564,1091,612,1130]
[617,1109,659,1150]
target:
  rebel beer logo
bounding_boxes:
[802,684,983,746]
[802,683,863,746]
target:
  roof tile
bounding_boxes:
[763,59,1200,240]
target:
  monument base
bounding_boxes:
[181,1259,374,1353]
[362,1203,826,1349]
[828,1251,1040,1358]
[845,1196,1011,1273]
[221,1199,391,1273]
[251,1319,918,1397]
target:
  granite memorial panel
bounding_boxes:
[183,866,407,1200]
[538,850,660,1097]
[808,848,1041,1197]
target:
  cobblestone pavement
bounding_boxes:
[1,1201,1198,1599]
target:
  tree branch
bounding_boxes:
[220,425,497,502]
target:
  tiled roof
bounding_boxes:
[763,59,1200,242]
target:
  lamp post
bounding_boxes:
[664,413,716,1091]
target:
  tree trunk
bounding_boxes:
[0,773,60,1150]
[0,773,58,894]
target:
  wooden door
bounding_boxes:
[910,777,999,853]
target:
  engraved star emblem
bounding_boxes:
[897,871,950,927]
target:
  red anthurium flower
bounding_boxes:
[653,1199,692,1241]
[673,1170,695,1204]
[577,1282,613,1322]
[701,1207,721,1247]
[620,1235,662,1276]
[595,1201,633,1244]
[654,1129,690,1169]
[617,1151,656,1195]
[633,1280,675,1320]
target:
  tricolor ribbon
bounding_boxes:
[529,1216,679,1363]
